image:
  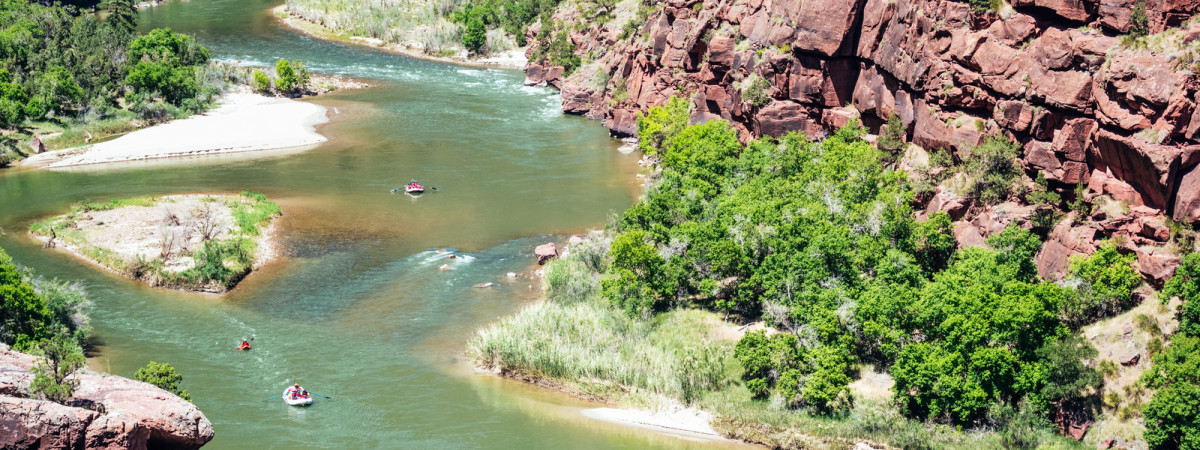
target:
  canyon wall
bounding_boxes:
[525,0,1200,282]
[0,344,214,449]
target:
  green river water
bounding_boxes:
[0,1,749,448]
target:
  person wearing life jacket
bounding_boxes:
[239,340,250,350]
[286,384,301,399]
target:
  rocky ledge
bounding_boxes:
[0,344,214,449]
[525,0,1200,287]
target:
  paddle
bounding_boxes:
[235,337,253,350]
[307,392,332,399]
[261,394,284,402]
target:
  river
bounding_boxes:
[0,1,744,448]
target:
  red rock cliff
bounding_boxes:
[525,0,1200,282]
[0,344,214,449]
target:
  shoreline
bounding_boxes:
[28,193,283,294]
[272,5,528,70]
[23,92,329,169]
[465,239,756,447]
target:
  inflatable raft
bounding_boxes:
[283,390,313,406]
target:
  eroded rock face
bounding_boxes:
[526,0,1200,282]
[0,344,214,450]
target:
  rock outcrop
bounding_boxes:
[525,0,1200,284]
[0,344,214,449]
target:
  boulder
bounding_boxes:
[1036,216,1100,280]
[754,101,820,138]
[1135,246,1180,287]
[0,344,212,450]
[535,243,558,264]
[1119,352,1141,366]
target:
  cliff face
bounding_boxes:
[525,0,1200,282]
[0,345,214,449]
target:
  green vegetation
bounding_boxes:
[1062,243,1143,328]
[272,59,309,94]
[463,16,487,54]
[29,335,85,403]
[1165,253,1200,336]
[253,70,271,93]
[28,192,280,292]
[960,134,1021,205]
[528,20,580,75]
[135,361,191,401]
[1141,335,1200,448]
[877,113,906,154]
[739,74,771,108]
[471,98,1133,447]
[0,247,91,351]
[0,1,237,165]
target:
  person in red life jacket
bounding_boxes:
[239,340,251,350]
[286,384,301,399]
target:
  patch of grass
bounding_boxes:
[230,191,281,235]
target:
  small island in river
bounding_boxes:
[29,192,282,293]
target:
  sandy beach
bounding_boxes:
[27,93,328,169]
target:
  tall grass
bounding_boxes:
[469,237,729,401]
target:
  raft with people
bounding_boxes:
[283,384,312,406]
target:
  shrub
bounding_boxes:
[545,257,598,304]
[1165,253,1200,336]
[274,59,308,93]
[734,331,800,399]
[740,74,772,108]
[1141,335,1200,449]
[877,113,906,153]
[135,361,191,401]
[637,96,689,155]
[1062,243,1142,326]
[30,336,85,404]
[463,16,487,54]
[1130,2,1149,38]
[962,135,1021,205]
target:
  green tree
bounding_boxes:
[271,60,309,93]
[102,0,138,34]
[1130,2,1149,38]
[463,16,487,55]
[1165,253,1200,336]
[1142,335,1200,449]
[0,247,53,350]
[30,335,86,404]
[135,361,191,401]
[877,113,906,153]
[1063,243,1142,326]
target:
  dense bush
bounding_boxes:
[135,361,191,401]
[1062,243,1142,327]
[1,247,91,351]
[1142,335,1200,449]
[599,98,1103,428]
[962,134,1021,205]
[1165,253,1200,336]
[273,59,309,93]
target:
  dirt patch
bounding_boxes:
[1081,289,1180,448]
[30,193,281,293]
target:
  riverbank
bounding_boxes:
[272,5,527,70]
[28,192,282,293]
[23,93,328,169]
